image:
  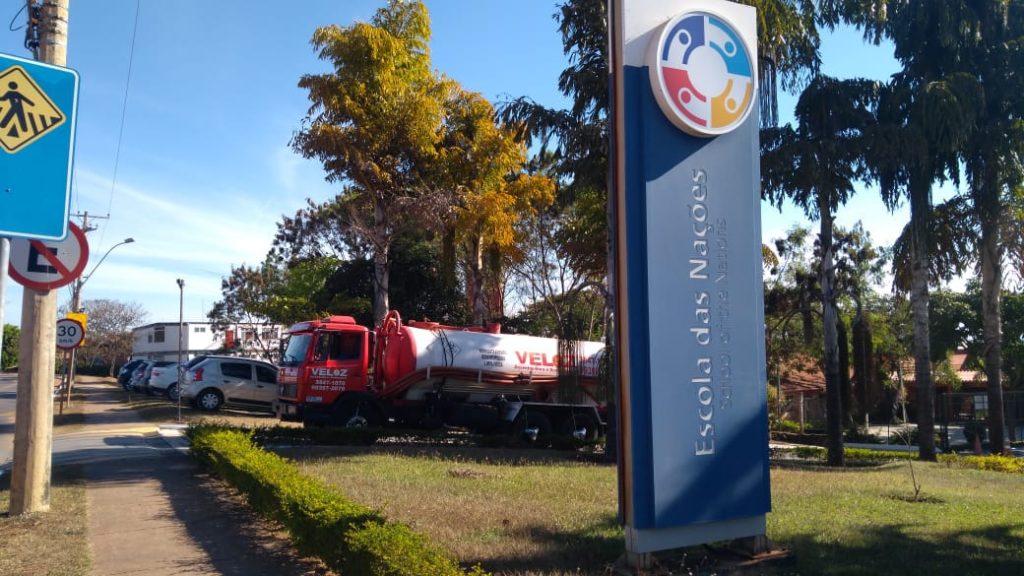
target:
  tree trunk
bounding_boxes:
[372,197,390,328]
[852,307,875,421]
[469,236,486,324]
[819,199,844,466]
[909,179,936,461]
[980,193,1005,454]
[838,317,852,427]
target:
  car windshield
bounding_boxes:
[185,355,207,369]
[280,333,312,367]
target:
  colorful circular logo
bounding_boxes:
[648,11,756,137]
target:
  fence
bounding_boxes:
[937,390,1024,451]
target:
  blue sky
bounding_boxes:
[0,1,912,328]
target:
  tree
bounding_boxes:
[292,0,452,327]
[437,90,555,323]
[761,76,877,465]
[847,1,984,460]
[956,3,1024,455]
[75,299,148,375]
[2,324,18,371]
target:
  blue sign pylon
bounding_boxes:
[0,51,79,241]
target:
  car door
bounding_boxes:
[252,364,278,405]
[218,361,256,404]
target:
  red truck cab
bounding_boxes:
[274,316,373,424]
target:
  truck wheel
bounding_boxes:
[196,389,223,412]
[166,384,178,401]
[558,413,599,441]
[333,399,382,428]
[513,411,552,444]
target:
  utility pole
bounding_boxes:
[10,0,69,516]
[0,238,8,370]
[61,211,101,412]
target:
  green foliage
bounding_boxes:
[1,324,18,371]
[941,454,1024,474]
[773,419,802,433]
[186,425,485,575]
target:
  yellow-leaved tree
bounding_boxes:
[439,90,555,323]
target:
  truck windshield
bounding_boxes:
[280,333,312,366]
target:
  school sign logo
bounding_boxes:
[648,11,756,137]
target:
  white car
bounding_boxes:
[180,355,278,412]
[148,362,185,400]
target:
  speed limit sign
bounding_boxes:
[55,318,85,350]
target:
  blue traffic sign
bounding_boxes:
[0,51,79,240]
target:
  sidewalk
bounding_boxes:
[75,379,328,576]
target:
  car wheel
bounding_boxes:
[166,384,178,401]
[332,398,381,428]
[196,389,223,412]
[513,410,552,445]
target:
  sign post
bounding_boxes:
[610,0,770,559]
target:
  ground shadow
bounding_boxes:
[776,522,1024,576]
[460,515,624,575]
[85,449,330,576]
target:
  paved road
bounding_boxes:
[0,372,18,469]
[0,373,164,476]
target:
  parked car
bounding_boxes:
[147,361,184,399]
[117,359,147,390]
[180,356,278,412]
[128,360,154,393]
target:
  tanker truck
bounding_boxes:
[274,310,607,440]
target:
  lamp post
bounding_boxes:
[62,237,135,411]
[176,278,184,423]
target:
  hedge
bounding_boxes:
[187,424,488,576]
[778,445,1024,474]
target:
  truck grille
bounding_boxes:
[280,383,298,398]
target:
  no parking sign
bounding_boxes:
[7,222,89,290]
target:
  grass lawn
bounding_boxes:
[292,448,1024,576]
[0,466,90,576]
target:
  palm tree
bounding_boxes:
[828,0,985,462]
[762,76,877,466]
[957,3,1024,454]
[870,76,979,461]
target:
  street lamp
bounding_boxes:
[62,237,135,410]
[176,278,184,423]
[71,237,135,312]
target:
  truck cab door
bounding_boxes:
[308,331,367,398]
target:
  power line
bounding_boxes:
[98,0,141,249]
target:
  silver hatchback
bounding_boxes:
[180,355,278,412]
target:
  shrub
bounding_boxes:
[939,454,1024,474]
[773,419,802,433]
[187,424,487,575]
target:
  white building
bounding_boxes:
[131,322,285,362]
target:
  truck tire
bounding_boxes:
[333,398,382,428]
[513,410,552,444]
[558,413,599,441]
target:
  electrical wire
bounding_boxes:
[98,0,141,250]
[8,3,25,31]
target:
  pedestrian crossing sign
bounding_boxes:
[0,51,78,241]
[0,65,65,153]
